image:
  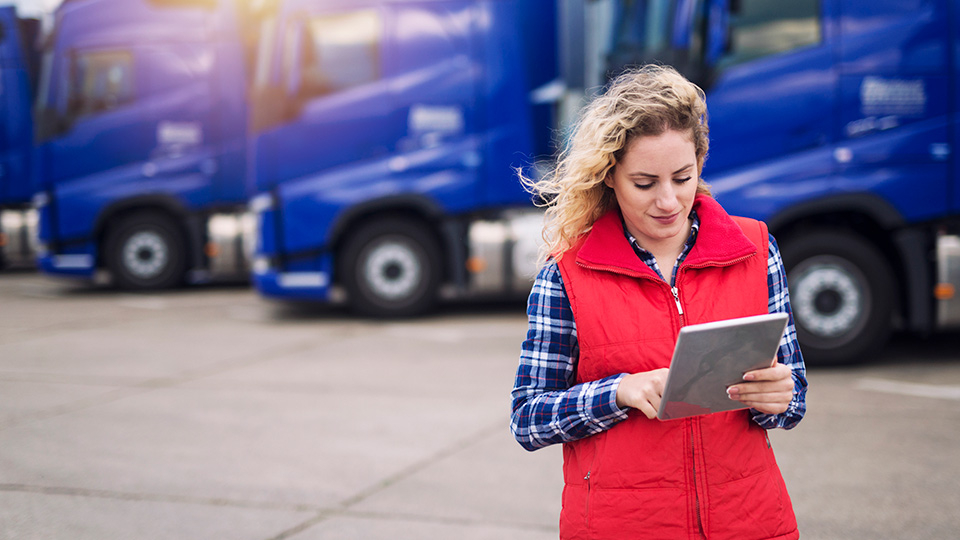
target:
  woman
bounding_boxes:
[510,65,807,540]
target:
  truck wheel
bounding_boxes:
[340,218,441,317]
[105,212,186,290]
[781,230,895,364]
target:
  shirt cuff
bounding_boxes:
[750,394,804,430]
[588,373,630,430]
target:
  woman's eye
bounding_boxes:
[633,182,655,190]
[675,176,693,184]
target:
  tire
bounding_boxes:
[780,230,895,364]
[339,217,442,317]
[105,212,186,290]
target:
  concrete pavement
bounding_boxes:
[2,272,960,539]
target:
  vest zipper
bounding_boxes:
[691,421,706,538]
[680,252,757,272]
[584,471,591,528]
[671,286,684,317]
[692,459,704,538]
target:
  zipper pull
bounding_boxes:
[671,287,684,316]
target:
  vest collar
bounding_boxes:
[574,195,758,276]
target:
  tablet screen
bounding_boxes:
[657,313,788,420]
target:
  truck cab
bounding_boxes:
[0,6,40,269]
[602,0,957,362]
[32,0,255,288]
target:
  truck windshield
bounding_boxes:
[605,0,709,86]
[301,9,380,95]
[717,0,820,70]
[610,0,675,60]
[605,0,820,87]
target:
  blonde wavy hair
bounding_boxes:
[523,64,712,264]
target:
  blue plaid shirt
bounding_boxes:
[510,212,808,451]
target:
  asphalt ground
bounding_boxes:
[0,271,958,539]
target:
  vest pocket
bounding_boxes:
[705,466,796,540]
[581,486,690,538]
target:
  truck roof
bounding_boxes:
[49,0,246,50]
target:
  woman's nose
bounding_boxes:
[655,183,678,210]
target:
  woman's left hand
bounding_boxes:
[726,362,794,415]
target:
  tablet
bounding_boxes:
[657,312,789,421]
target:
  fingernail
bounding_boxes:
[743,372,755,381]
[727,387,737,398]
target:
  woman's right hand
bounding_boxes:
[615,368,670,419]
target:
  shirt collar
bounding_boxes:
[622,209,701,258]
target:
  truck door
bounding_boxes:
[833,0,951,221]
[698,0,830,177]
[139,41,219,204]
[604,0,830,190]
[253,2,479,257]
[35,45,151,244]
[260,7,397,183]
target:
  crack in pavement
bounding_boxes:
[0,483,321,513]
[264,420,521,540]
[0,469,555,535]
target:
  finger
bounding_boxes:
[728,381,792,401]
[649,392,662,415]
[737,394,790,410]
[742,366,787,382]
[635,399,659,420]
[743,363,790,382]
[730,390,792,404]
[730,379,794,396]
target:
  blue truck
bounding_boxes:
[248,0,960,363]
[601,0,960,362]
[26,0,960,363]
[247,0,560,316]
[31,0,256,288]
[0,5,40,269]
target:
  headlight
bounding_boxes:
[253,256,271,274]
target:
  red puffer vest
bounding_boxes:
[555,196,798,540]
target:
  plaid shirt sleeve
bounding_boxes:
[510,234,807,451]
[510,261,629,451]
[751,234,808,430]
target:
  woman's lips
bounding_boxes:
[652,213,680,225]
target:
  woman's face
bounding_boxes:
[604,130,699,250]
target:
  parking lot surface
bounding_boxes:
[1,272,958,539]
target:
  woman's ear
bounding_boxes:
[603,172,614,189]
